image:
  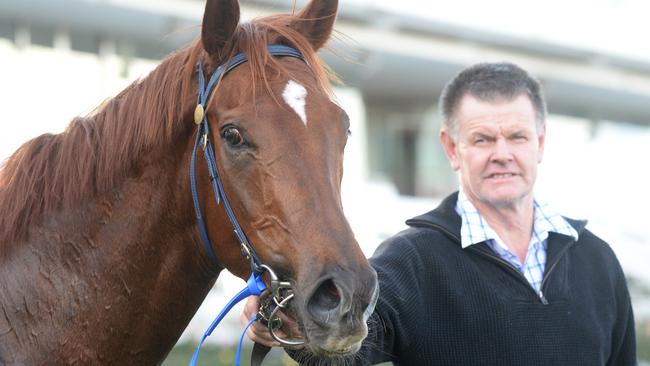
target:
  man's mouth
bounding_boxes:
[487,173,518,179]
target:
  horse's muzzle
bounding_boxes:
[300,265,379,356]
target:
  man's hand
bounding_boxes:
[240,295,294,348]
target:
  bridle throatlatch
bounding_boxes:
[188,45,306,366]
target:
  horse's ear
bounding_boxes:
[291,0,338,51]
[201,0,240,58]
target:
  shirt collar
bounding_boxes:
[455,188,579,249]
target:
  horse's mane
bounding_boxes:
[0,12,334,252]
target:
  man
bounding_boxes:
[242,62,637,365]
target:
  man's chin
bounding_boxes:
[479,189,530,208]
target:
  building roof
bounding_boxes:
[2,0,650,124]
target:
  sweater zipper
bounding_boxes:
[537,242,575,301]
[407,220,575,305]
[467,246,547,304]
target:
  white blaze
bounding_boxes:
[282,80,308,125]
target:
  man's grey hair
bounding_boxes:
[439,62,547,138]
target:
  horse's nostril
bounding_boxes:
[324,279,341,302]
[310,279,341,311]
[307,279,344,324]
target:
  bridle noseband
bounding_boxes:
[189,45,307,365]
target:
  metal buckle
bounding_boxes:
[201,133,208,150]
[241,243,252,260]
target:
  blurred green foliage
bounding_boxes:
[162,342,297,366]
[164,329,650,366]
[639,321,650,363]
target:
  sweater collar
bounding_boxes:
[455,188,579,249]
[405,191,588,246]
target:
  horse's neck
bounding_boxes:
[0,145,220,364]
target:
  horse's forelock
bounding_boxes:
[226,14,336,100]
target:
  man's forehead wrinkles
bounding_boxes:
[462,112,533,124]
[462,117,535,131]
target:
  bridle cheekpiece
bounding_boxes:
[189,45,307,366]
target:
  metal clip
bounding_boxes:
[254,263,304,347]
[257,294,283,329]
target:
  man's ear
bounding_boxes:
[201,0,240,59]
[289,0,338,51]
[537,122,546,163]
[440,129,460,171]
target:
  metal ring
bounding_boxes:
[267,293,305,346]
[257,264,289,300]
[258,264,278,282]
[273,295,289,309]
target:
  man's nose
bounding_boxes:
[491,137,513,161]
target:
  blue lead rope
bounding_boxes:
[189,273,267,366]
[235,315,260,366]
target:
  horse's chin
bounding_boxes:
[307,341,362,358]
[300,320,367,359]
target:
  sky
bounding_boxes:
[351,0,650,62]
[105,0,650,63]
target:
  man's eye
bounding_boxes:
[221,127,244,147]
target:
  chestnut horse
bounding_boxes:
[0,0,378,364]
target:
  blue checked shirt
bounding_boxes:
[455,188,579,293]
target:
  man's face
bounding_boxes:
[440,94,545,209]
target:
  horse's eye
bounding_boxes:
[221,127,244,147]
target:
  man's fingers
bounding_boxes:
[240,295,306,349]
[245,319,282,347]
[241,296,282,347]
[242,295,260,319]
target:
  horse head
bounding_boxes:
[194,0,379,357]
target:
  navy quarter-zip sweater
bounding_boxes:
[295,192,636,365]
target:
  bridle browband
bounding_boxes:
[189,45,306,366]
